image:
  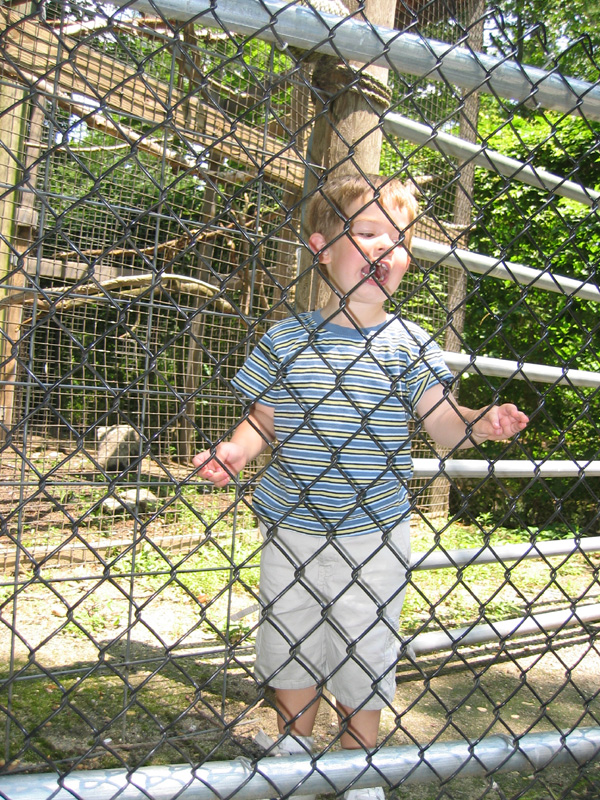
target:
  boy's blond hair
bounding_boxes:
[307,173,419,246]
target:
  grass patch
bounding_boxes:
[402,520,595,636]
[1,516,598,794]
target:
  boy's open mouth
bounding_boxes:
[362,262,389,285]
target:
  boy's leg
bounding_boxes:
[326,522,411,800]
[336,703,385,800]
[255,687,320,800]
[276,688,380,747]
[276,686,321,737]
[255,524,327,694]
[336,702,380,750]
[326,521,411,715]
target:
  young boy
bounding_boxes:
[193,174,528,800]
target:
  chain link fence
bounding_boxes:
[1,0,599,797]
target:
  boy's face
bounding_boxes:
[309,194,412,306]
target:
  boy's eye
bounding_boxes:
[353,230,402,245]
[350,224,403,241]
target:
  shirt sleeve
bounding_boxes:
[231,332,280,407]
[404,333,454,409]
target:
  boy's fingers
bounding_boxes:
[199,464,231,487]
[486,406,502,431]
[193,450,215,468]
[504,407,528,428]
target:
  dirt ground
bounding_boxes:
[2,563,599,799]
[2,442,599,797]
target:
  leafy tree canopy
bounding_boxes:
[487,0,600,81]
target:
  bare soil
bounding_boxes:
[2,443,600,797]
[2,561,599,799]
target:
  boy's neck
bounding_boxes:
[319,294,387,329]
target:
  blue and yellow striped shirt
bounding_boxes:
[233,311,453,536]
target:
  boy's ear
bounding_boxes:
[308,232,330,263]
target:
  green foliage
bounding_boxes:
[33,1,600,538]
[456,107,600,529]
[487,0,600,81]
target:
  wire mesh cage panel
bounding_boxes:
[1,0,599,798]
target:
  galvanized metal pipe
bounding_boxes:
[412,458,600,479]
[1,727,600,799]
[116,0,600,122]
[112,2,600,306]
[410,237,600,302]
[412,535,600,571]
[441,352,600,388]
[384,113,600,207]
[410,603,600,656]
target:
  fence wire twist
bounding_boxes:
[0,0,599,798]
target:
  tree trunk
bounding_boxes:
[0,87,42,444]
[444,0,485,355]
[295,0,397,313]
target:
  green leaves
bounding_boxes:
[458,106,600,529]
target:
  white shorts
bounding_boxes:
[254,520,411,711]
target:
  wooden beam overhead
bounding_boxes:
[0,7,305,189]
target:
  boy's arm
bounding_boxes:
[193,402,275,487]
[416,384,529,450]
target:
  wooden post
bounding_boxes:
[0,77,36,443]
[444,0,485,355]
[427,0,484,520]
[295,0,397,313]
[178,152,221,462]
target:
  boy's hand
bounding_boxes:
[193,402,275,487]
[470,403,529,443]
[193,443,248,488]
[418,385,529,449]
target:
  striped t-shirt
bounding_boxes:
[232,311,453,536]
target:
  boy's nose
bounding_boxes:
[374,232,396,252]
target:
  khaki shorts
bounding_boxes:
[255,520,411,711]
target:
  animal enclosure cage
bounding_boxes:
[1,0,600,798]
[0,0,465,560]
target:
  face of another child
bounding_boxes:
[312,194,412,307]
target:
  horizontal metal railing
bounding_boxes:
[384,113,600,207]
[413,459,600,478]
[442,352,600,388]
[2,727,599,800]
[114,0,600,121]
